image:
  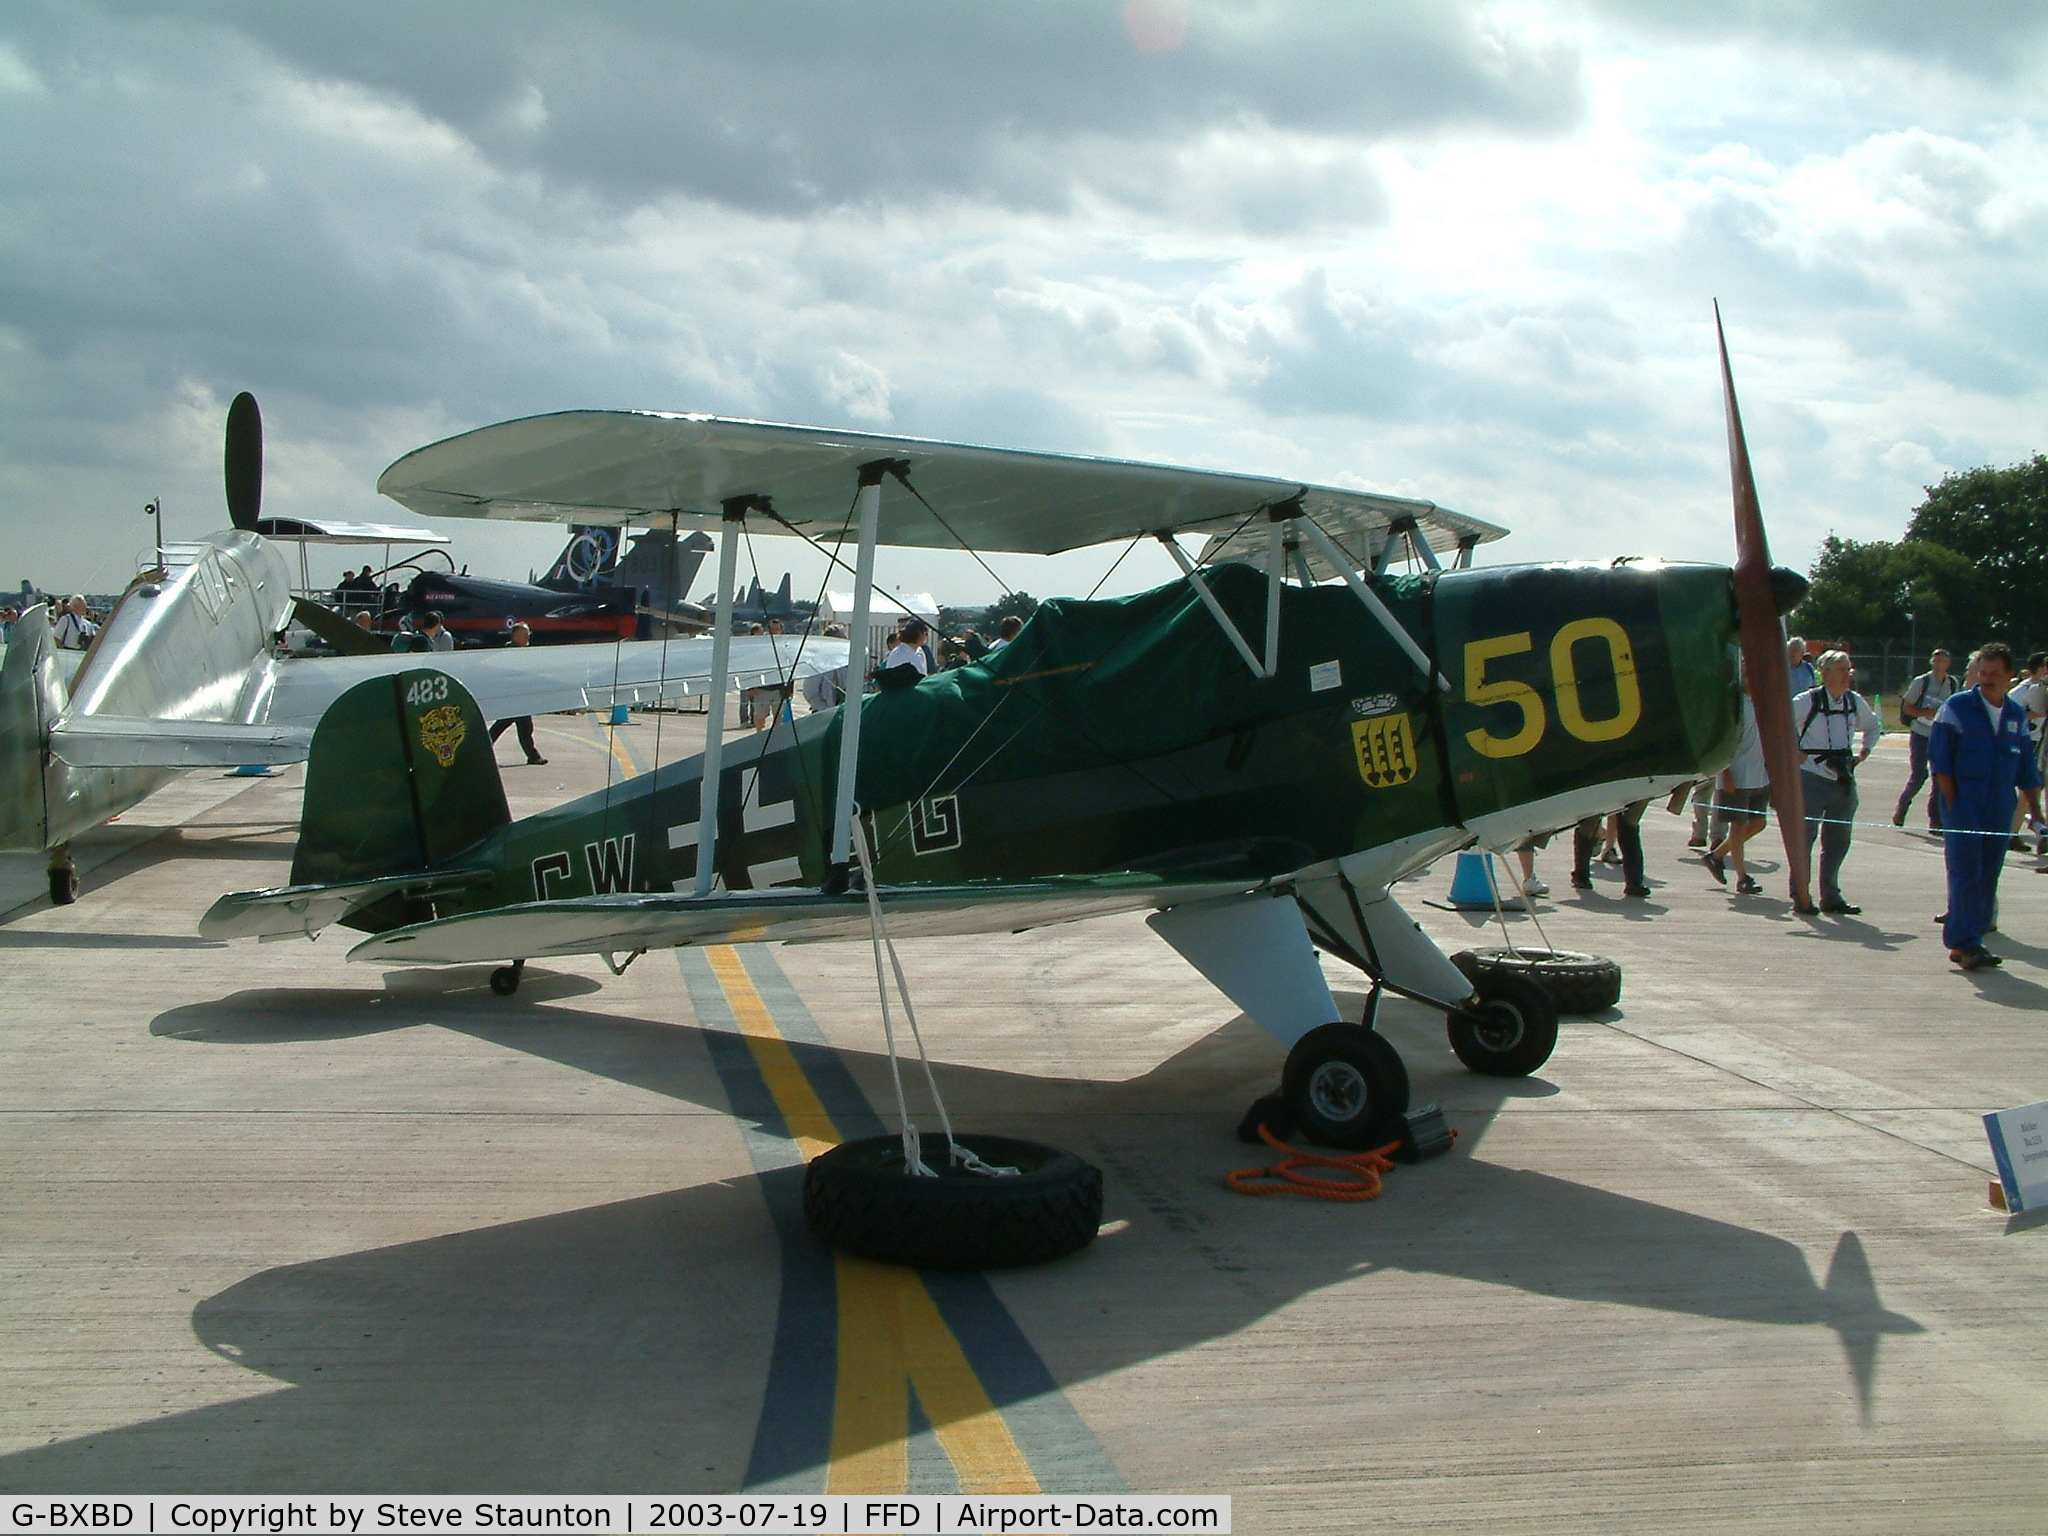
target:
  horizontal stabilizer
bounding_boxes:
[49,716,312,768]
[201,867,496,942]
[347,872,1264,966]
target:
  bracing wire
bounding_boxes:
[724,489,858,888]
[1086,535,1144,600]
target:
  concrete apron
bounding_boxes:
[0,724,2044,1529]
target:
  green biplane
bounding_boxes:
[203,335,1807,1156]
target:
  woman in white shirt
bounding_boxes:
[885,619,932,675]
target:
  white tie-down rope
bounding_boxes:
[847,814,1017,1180]
[1483,848,1558,955]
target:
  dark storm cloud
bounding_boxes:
[57,0,1584,217]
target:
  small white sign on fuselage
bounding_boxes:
[1984,1099,2048,1213]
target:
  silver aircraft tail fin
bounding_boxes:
[0,605,66,852]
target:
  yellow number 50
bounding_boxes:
[1464,619,1641,758]
[1463,633,1546,758]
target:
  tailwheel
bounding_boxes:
[48,861,78,906]
[1447,968,1559,1077]
[490,960,525,997]
[1280,1023,1411,1150]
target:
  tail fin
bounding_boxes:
[541,525,620,589]
[291,668,510,885]
[0,604,64,852]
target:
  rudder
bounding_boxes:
[292,668,510,885]
[0,605,66,853]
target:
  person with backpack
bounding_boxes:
[1793,649,1882,915]
[1894,649,1957,830]
[1930,642,2041,970]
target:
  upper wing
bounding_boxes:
[345,873,1266,966]
[375,411,1510,558]
[1194,492,1501,574]
[261,633,849,733]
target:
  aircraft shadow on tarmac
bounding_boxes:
[1,974,1922,1492]
[0,930,228,950]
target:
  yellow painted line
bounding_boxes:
[895,1268,1040,1494]
[532,717,640,777]
[706,946,839,1159]
[827,1254,911,1494]
[702,946,1038,1497]
[826,1257,1037,1495]
[605,721,640,776]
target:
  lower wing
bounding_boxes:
[345,873,1266,966]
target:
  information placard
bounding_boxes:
[1983,1099,2048,1214]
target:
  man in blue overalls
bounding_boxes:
[1930,643,2042,971]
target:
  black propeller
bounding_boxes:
[224,391,262,533]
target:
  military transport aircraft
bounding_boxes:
[203,317,1810,1171]
[0,394,847,905]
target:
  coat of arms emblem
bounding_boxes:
[1351,711,1417,788]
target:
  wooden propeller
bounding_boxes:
[1715,302,1811,909]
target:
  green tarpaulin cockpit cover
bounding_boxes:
[852,562,1430,809]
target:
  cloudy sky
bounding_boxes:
[3,1,2045,605]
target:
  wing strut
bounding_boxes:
[694,496,754,896]
[1263,519,1285,676]
[1291,514,1450,692]
[1155,533,1273,679]
[829,460,904,880]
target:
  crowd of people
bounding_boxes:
[1519,631,2048,975]
[0,594,108,649]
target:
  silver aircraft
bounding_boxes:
[0,395,846,905]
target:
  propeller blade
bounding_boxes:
[1715,302,1811,908]
[224,391,262,533]
[290,597,387,657]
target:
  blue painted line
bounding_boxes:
[922,1270,1126,1492]
[678,948,835,1491]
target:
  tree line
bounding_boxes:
[1792,454,2048,658]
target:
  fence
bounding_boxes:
[1810,635,2048,727]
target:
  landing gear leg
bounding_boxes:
[47,846,78,906]
[490,959,525,997]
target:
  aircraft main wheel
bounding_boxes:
[1448,969,1560,1077]
[1451,946,1621,1015]
[48,865,78,906]
[803,1133,1103,1270]
[1280,1023,1410,1150]
[489,963,523,996]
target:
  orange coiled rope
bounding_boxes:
[1226,1124,1447,1201]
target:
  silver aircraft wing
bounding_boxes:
[260,633,849,734]
[345,874,1266,966]
[49,716,311,768]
